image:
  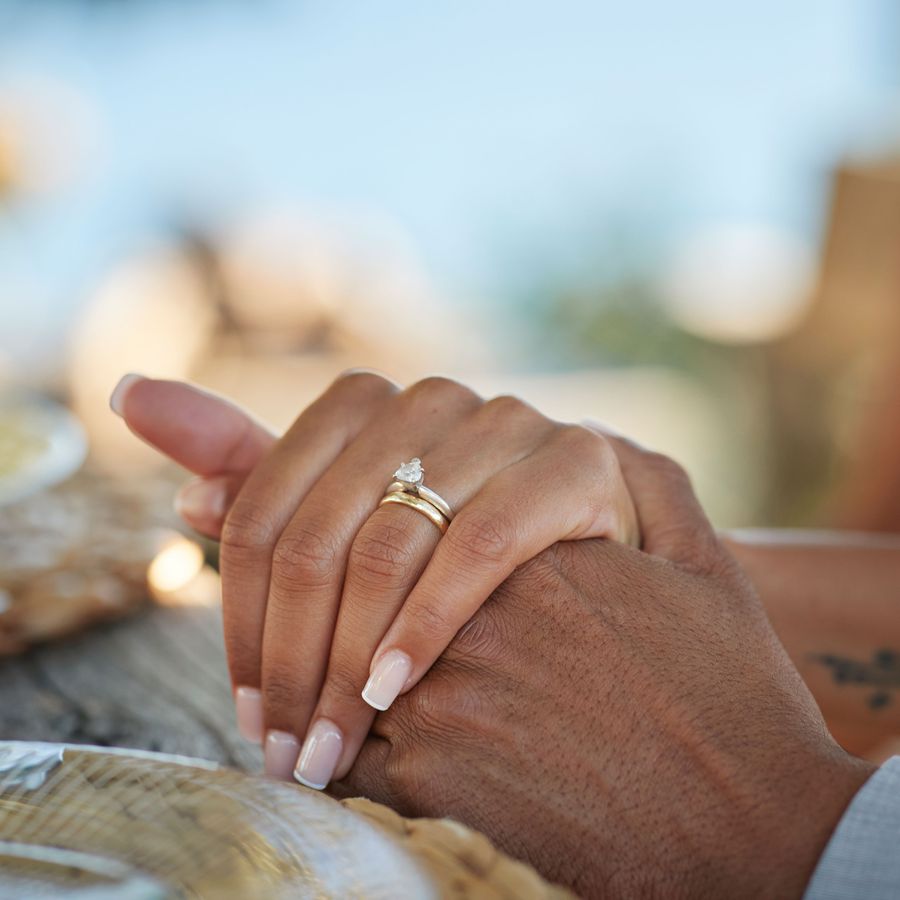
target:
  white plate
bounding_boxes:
[0,742,435,899]
[0,396,87,507]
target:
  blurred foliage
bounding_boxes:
[522,277,722,373]
[505,225,729,376]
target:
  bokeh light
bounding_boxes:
[661,224,817,344]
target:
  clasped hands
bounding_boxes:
[113,371,873,898]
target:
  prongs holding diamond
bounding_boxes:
[383,458,454,522]
[394,458,424,487]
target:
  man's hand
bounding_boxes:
[339,439,875,898]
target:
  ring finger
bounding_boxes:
[259,379,487,774]
[288,396,558,785]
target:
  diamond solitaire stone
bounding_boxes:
[394,458,424,485]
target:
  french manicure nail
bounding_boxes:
[109,373,145,417]
[293,719,343,790]
[362,649,412,711]
[234,686,264,743]
[265,730,301,780]
[175,477,227,522]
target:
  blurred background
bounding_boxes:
[3,0,900,644]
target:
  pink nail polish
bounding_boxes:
[362,649,412,711]
[293,719,343,790]
[175,477,227,522]
[109,373,145,417]
[234,686,264,743]
[265,730,301,780]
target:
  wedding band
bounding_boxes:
[389,458,455,521]
[378,491,449,534]
[386,481,454,521]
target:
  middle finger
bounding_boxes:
[290,394,557,785]
[259,377,482,773]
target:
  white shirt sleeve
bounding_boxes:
[805,756,900,900]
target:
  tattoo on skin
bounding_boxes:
[812,649,900,710]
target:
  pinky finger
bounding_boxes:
[174,474,245,540]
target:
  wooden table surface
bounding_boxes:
[0,603,262,773]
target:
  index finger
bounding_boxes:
[111,374,277,477]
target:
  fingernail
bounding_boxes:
[362,649,412,711]
[293,719,343,790]
[234,686,263,743]
[109,373,145,417]
[264,730,301,780]
[175,477,227,522]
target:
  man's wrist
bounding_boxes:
[764,749,877,898]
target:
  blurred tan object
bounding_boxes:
[762,159,900,526]
[661,223,816,344]
[787,160,900,529]
[0,470,181,655]
[822,160,900,532]
[0,76,101,198]
[345,798,570,899]
[0,742,570,899]
[215,209,476,370]
[67,208,485,474]
[0,120,20,198]
[68,245,219,474]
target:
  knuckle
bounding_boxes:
[453,612,502,661]
[483,393,525,416]
[221,499,278,556]
[272,525,339,591]
[554,423,614,465]
[495,548,568,615]
[332,369,393,395]
[448,511,512,566]
[354,741,427,814]
[404,376,479,409]
[400,677,454,733]
[481,393,544,425]
[644,449,691,485]
[399,674,491,755]
[348,520,418,585]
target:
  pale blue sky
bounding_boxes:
[1,0,898,365]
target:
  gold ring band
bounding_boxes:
[385,480,454,521]
[378,491,449,534]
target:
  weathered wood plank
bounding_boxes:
[0,604,262,772]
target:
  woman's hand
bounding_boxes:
[111,372,639,787]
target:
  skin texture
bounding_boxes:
[114,373,638,782]
[113,374,881,896]
[723,532,900,756]
[334,440,875,898]
[126,373,900,765]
